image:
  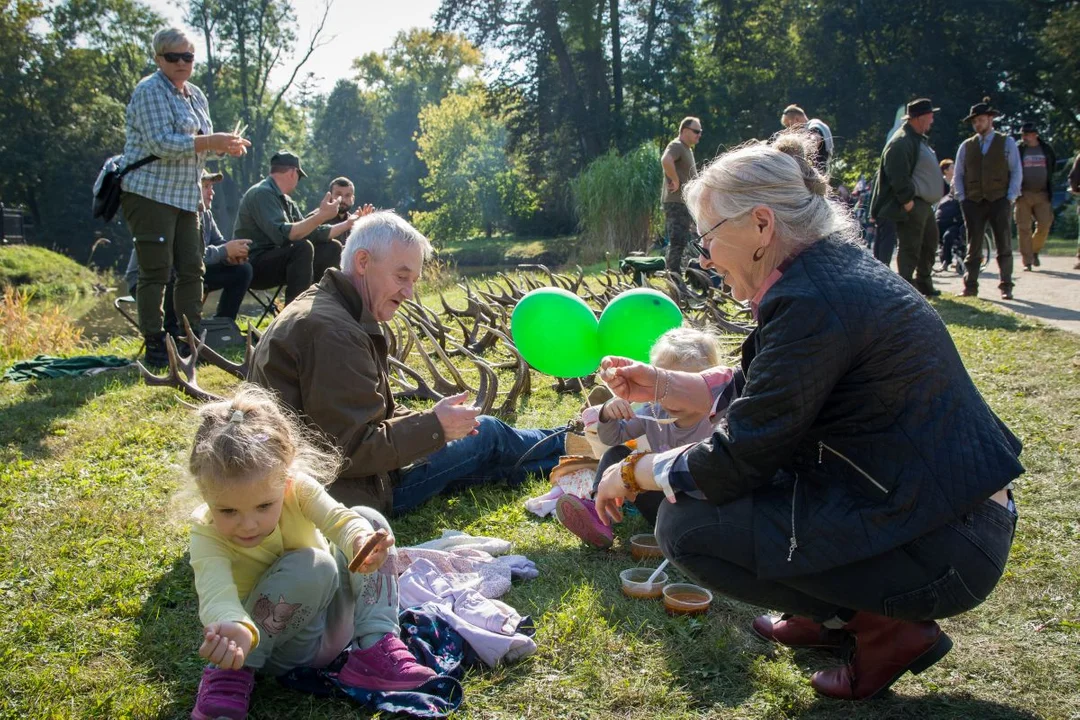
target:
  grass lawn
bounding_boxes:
[0,288,1077,719]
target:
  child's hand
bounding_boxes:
[198,621,253,670]
[600,398,635,422]
[351,529,395,573]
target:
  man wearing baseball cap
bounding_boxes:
[1015,121,1057,271]
[953,98,1022,300]
[870,98,945,296]
[235,150,359,305]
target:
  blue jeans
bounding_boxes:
[392,416,565,514]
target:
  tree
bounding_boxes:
[353,28,483,213]
[413,90,537,242]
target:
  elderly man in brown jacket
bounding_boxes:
[250,211,566,515]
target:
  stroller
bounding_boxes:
[936,194,966,274]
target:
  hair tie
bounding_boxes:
[229,409,244,424]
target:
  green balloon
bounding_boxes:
[598,288,683,362]
[511,288,601,377]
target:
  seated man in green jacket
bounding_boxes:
[235,151,358,305]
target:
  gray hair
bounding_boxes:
[649,327,721,373]
[153,27,195,56]
[340,211,433,274]
[683,131,859,256]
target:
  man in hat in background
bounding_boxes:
[870,98,945,296]
[1015,122,1057,271]
[124,169,253,332]
[953,98,1022,299]
[234,151,359,305]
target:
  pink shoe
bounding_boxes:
[191,666,255,720]
[555,495,613,549]
[337,633,437,691]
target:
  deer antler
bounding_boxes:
[196,321,258,380]
[388,356,444,403]
[137,320,223,402]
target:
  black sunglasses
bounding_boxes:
[687,127,702,135]
[687,217,729,260]
[161,51,195,63]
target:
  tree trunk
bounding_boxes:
[610,0,623,151]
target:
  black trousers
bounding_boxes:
[872,219,897,265]
[961,197,1014,292]
[655,492,1015,622]
[250,239,342,305]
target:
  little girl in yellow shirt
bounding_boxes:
[187,385,434,720]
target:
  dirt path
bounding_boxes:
[927,253,1080,335]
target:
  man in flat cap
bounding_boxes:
[953,98,1022,300]
[1015,122,1057,271]
[235,151,359,305]
[870,98,945,296]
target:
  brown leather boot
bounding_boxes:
[751,614,849,651]
[810,612,953,700]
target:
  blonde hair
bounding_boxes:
[188,384,343,499]
[153,27,194,56]
[649,327,721,373]
[682,131,859,259]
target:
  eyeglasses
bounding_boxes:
[160,52,195,64]
[687,217,730,260]
[687,128,702,135]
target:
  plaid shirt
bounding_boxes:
[121,70,211,212]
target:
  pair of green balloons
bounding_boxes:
[510,287,683,377]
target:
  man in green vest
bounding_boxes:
[953,98,1022,300]
[869,98,944,296]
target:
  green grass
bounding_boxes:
[0,291,1077,719]
[1042,233,1078,257]
[0,245,101,300]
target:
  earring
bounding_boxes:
[752,246,766,262]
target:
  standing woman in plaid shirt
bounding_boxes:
[120,27,250,367]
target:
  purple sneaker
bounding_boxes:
[191,666,255,720]
[336,633,437,691]
[555,495,613,549]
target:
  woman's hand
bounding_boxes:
[198,621,253,670]
[595,462,636,526]
[599,357,658,403]
[351,529,395,573]
[202,132,250,157]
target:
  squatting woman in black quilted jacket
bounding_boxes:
[594,132,1023,701]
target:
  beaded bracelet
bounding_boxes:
[620,451,651,493]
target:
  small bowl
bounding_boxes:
[620,567,668,599]
[629,533,664,560]
[662,583,713,615]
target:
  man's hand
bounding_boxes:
[317,192,340,221]
[666,176,680,193]
[350,529,395,573]
[198,621,253,670]
[433,391,480,441]
[600,397,634,422]
[903,200,914,212]
[224,238,250,263]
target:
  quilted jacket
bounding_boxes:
[685,236,1024,579]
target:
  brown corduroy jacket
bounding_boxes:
[250,269,446,514]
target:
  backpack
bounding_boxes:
[92,154,158,222]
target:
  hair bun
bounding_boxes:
[771,131,828,197]
[982,95,991,104]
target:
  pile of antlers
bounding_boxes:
[138,264,753,414]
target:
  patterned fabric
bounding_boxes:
[121,70,211,212]
[276,606,465,718]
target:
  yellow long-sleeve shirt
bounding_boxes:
[189,474,373,648]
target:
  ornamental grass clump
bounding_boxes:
[0,286,84,369]
[571,143,664,260]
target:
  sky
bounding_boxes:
[143,0,444,94]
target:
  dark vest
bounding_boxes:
[962,133,1009,202]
